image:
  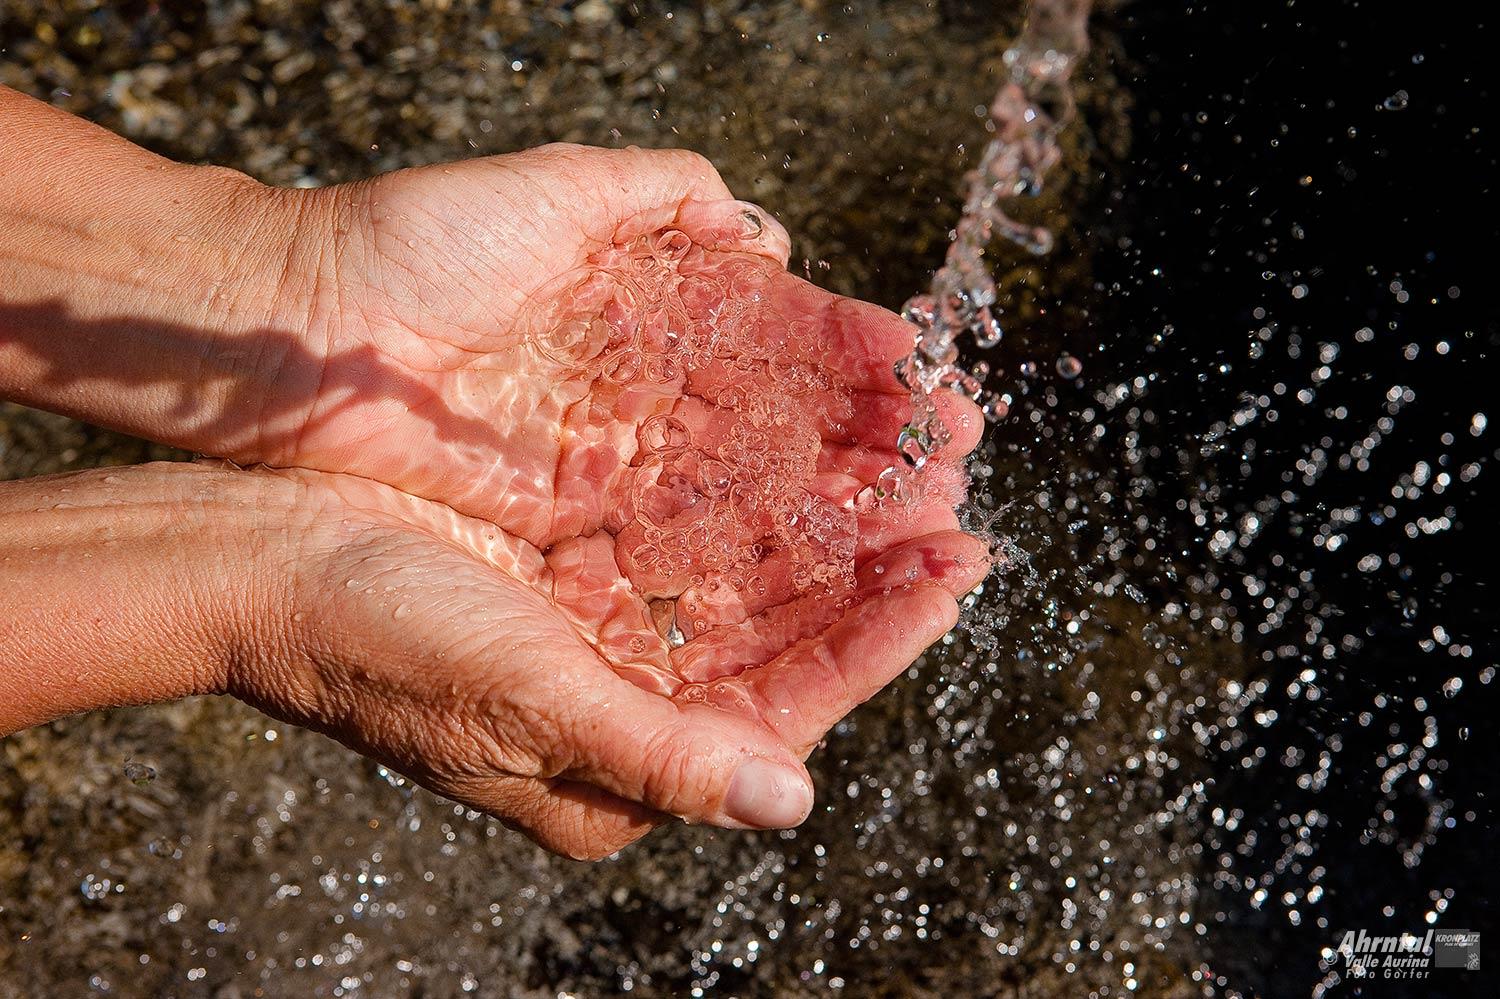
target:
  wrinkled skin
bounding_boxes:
[212,145,991,857]
[223,462,987,860]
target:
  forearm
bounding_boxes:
[0,85,328,455]
[0,462,286,736]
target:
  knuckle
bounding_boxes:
[456,676,561,778]
[637,722,713,814]
[663,148,715,175]
[809,641,852,702]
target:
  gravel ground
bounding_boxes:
[0,4,1166,998]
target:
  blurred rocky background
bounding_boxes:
[1,3,1263,998]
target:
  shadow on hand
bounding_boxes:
[1,299,505,470]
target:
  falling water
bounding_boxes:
[895,0,1091,463]
[894,1,1494,995]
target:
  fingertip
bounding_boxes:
[883,579,961,646]
[932,390,985,459]
[720,756,814,830]
[824,298,920,392]
[742,580,961,753]
[857,530,994,598]
[945,534,996,595]
[675,199,792,266]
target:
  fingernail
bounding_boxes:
[723,759,813,829]
[736,207,765,238]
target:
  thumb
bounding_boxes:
[673,199,793,267]
[557,671,815,830]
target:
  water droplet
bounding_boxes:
[737,209,764,238]
[897,424,934,467]
[875,466,907,504]
[79,875,110,901]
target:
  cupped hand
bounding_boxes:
[226,463,988,859]
[238,148,994,857]
[262,144,980,543]
[2,138,996,858]
[253,144,988,678]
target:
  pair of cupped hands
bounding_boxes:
[3,143,986,859]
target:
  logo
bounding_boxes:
[1433,930,1481,971]
[1329,928,1480,980]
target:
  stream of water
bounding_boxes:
[905,2,1494,994]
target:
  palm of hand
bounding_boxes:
[249,148,989,856]
[289,149,982,678]
[269,463,982,859]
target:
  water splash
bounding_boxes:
[897,0,1092,458]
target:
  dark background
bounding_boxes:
[1102,2,1496,995]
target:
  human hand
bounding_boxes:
[0,462,987,859]
[250,147,989,694]
[6,124,988,697]
[246,145,981,542]
[1,91,996,858]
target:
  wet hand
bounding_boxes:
[0,462,985,860]
[251,464,989,858]
[1,109,996,857]
[259,145,977,539]
[256,147,990,692]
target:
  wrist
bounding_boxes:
[0,84,339,458]
[0,463,297,734]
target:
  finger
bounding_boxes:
[442,771,660,862]
[857,529,992,596]
[742,582,960,754]
[823,389,983,458]
[854,477,965,561]
[669,456,970,629]
[678,522,984,639]
[667,395,824,468]
[516,144,737,244]
[930,391,985,461]
[675,199,792,267]
[735,276,920,394]
[552,667,815,831]
[818,390,915,446]
[818,296,921,392]
[674,276,919,396]
[671,575,852,683]
[546,534,672,674]
[818,441,898,483]
[672,543,810,629]
[767,463,963,564]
